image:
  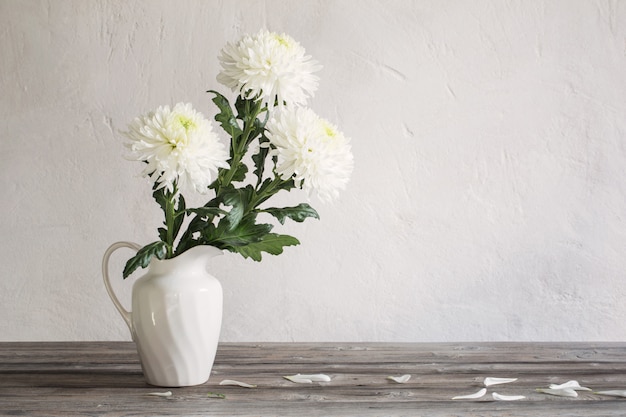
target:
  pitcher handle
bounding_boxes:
[102,241,142,334]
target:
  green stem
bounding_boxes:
[175,97,269,255]
[247,177,290,215]
[164,187,177,258]
[216,99,265,193]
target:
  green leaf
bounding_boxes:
[208,90,242,140]
[235,95,251,120]
[172,193,186,240]
[275,178,296,192]
[186,207,227,219]
[234,95,267,146]
[123,241,167,278]
[252,137,270,183]
[230,233,300,261]
[152,186,169,215]
[176,200,226,254]
[222,185,255,230]
[263,204,320,225]
[253,178,297,208]
[228,161,248,183]
[254,110,269,133]
[209,215,273,248]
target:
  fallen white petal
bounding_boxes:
[484,377,518,387]
[299,373,331,382]
[595,390,626,397]
[387,374,411,384]
[493,392,525,401]
[147,391,172,397]
[219,379,257,388]
[549,380,591,391]
[452,388,487,400]
[537,388,578,397]
[284,375,312,383]
[284,373,331,384]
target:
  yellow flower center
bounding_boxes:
[273,34,292,49]
[320,121,337,139]
[177,116,196,132]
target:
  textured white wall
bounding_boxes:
[1,0,625,342]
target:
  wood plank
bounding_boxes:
[0,342,625,416]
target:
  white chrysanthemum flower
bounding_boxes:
[217,29,322,107]
[266,107,353,202]
[125,102,229,194]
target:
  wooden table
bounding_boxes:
[1,342,625,416]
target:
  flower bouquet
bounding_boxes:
[121,30,354,278]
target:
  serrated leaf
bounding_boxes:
[247,114,268,146]
[235,94,251,120]
[234,95,267,146]
[152,187,169,214]
[276,178,296,192]
[187,207,227,219]
[209,215,273,248]
[208,90,242,140]
[253,109,269,133]
[221,223,274,247]
[263,204,320,225]
[123,241,167,278]
[252,138,270,182]
[227,162,248,183]
[176,202,225,254]
[229,233,299,261]
[222,186,255,230]
[172,193,186,239]
[253,178,297,208]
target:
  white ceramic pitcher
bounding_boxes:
[102,242,223,387]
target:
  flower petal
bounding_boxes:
[595,390,626,397]
[217,29,321,107]
[124,102,229,194]
[549,380,591,391]
[219,379,257,388]
[284,373,331,383]
[387,374,411,384]
[297,373,331,382]
[265,106,353,203]
[284,375,312,383]
[493,393,525,401]
[537,388,578,397]
[147,391,172,397]
[452,388,487,400]
[484,377,518,387]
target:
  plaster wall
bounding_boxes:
[1,0,625,342]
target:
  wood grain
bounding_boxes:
[1,342,625,416]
